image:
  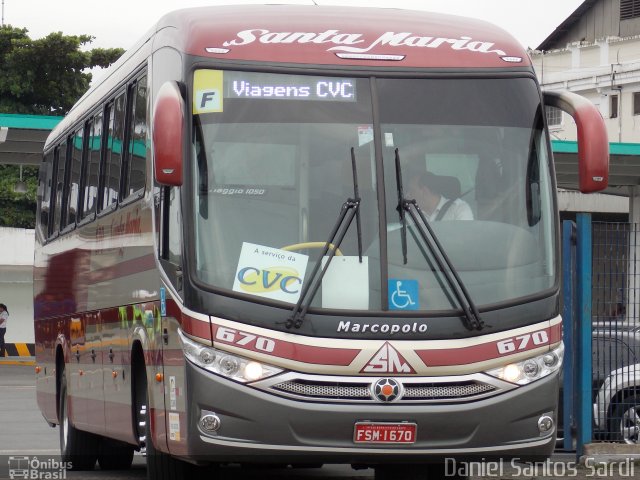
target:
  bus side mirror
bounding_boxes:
[543,90,609,193]
[153,81,184,186]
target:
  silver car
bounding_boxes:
[592,325,640,444]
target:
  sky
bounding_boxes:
[4,0,586,52]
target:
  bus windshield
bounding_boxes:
[191,70,555,313]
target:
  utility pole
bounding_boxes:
[1,0,5,27]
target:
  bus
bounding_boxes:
[34,5,609,480]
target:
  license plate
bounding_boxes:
[353,422,417,444]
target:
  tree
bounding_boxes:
[0,165,38,228]
[0,26,124,114]
[0,26,124,228]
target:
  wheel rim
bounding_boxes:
[60,388,69,452]
[62,414,69,450]
[620,406,640,444]
[137,403,147,454]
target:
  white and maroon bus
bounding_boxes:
[34,5,608,479]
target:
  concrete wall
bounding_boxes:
[0,228,34,344]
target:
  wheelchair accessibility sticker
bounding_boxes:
[388,279,419,310]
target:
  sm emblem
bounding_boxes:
[361,342,416,374]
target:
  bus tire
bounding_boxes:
[97,438,134,470]
[58,372,99,470]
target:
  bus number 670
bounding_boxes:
[496,330,549,355]
[215,326,276,353]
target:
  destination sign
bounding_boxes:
[193,70,358,114]
[224,72,357,102]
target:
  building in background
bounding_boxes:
[0,114,61,355]
[531,0,637,203]
[0,228,35,345]
[531,0,640,323]
[531,0,640,146]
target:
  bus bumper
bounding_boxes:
[181,362,558,465]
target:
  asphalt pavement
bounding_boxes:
[0,364,58,455]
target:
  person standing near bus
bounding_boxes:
[0,303,8,358]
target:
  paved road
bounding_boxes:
[0,365,372,479]
[0,365,59,456]
[1,365,636,480]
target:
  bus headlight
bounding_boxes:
[485,342,564,385]
[179,330,283,383]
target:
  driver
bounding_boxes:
[407,170,473,222]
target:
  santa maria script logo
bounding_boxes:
[221,29,507,57]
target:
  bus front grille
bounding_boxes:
[253,373,514,404]
[272,380,371,400]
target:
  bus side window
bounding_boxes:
[167,187,182,265]
[81,112,103,219]
[38,151,53,240]
[160,186,183,293]
[101,93,126,212]
[51,141,68,237]
[123,74,147,200]
[64,127,84,229]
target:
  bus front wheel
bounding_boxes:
[97,438,134,470]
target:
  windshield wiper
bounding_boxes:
[395,148,409,264]
[394,149,484,331]
[285,148,363,329]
